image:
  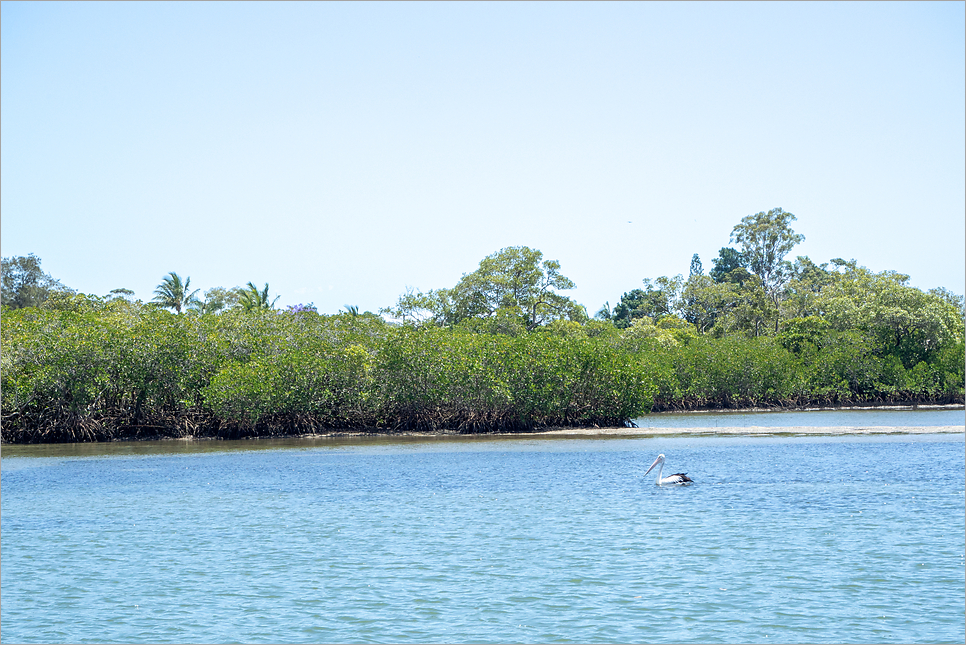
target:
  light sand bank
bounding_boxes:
[535,425,965,436]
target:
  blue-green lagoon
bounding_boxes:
[2,409,964,643]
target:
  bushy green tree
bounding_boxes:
[620,314,698,350]
[1,254,73,309]
[730,207,804,296]
[779,256,833,320]
[384,246,585,331]
[680,275,740,333]
[107,288,135,301]
[709,247,748,284]
[817,261,965,367]
[611,276,684,328]
[610,289,647,328]
[189,286,244,314]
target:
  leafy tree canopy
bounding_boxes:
[680,274,740,333]
[730,207,804,298]
[384,246,585,331]
[621,314,698,349]
[709,247,749,284]
[779,256,833,320]
[189,286,245,315]
[1,254,73,309]
[816,261,964,366]
[611,276,684,328]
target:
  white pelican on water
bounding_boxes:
[644,454,694,486]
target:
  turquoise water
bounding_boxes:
[2,417,964,643]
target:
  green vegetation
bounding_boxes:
[2,210,963,443]
[1,253,74,309]
[237,282,280,312]
[381,246,586,331]
[0,302,655,442]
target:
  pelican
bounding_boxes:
[644,454,693,486]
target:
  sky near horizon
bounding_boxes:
[2,1,964,315]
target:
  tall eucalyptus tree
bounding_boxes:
[730,208,805,331]
[730,208,804,299]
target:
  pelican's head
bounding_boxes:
[644,453,666,476]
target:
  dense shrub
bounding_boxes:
[1,301,962,443]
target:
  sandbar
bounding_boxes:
[535,425,964,436]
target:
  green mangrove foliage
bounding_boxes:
[2,211,963,445]
[2,291,961,443]
[1,299,223,442]
[372,329,654,432]
[1,299,654,442]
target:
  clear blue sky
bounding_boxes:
[3,1,963,314]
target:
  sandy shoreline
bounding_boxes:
[2,426,962,452]
[533,425,965,437]
[279,424,964,441]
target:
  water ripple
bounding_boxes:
[3,433,964,643]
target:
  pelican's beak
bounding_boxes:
[643,455,662,476]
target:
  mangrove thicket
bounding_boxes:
[2,208,963,443]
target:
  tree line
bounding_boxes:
[2,208,963,443]
[1,259,283,315]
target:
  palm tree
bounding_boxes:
[187,296,221,315]
[152,272,199,314]
[238,282,279,312]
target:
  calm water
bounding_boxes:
[2,413,964,644]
